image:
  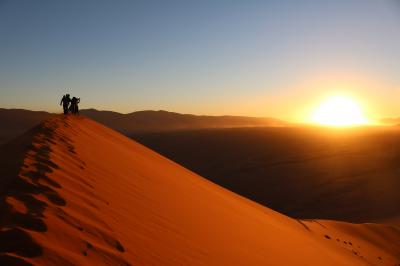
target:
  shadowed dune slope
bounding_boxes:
[0,115,399,265]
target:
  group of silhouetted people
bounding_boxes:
[60,94,80,115]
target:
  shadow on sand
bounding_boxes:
[0,120,66,265]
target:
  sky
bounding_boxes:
[0,0,399,122]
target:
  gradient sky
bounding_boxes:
[0,0,399,121]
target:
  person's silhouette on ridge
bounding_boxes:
[60,94,71,114]
[70,97,80,115]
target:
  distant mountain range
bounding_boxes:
[80,109,288,134]
[380,117,400,125]
[0,108,52,144]
[0,108,287,144]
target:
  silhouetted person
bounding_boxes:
[70,97,80,115]
[60,94,71,114]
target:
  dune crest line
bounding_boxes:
[0,116,128,265]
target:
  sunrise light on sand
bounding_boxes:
[1,1,400,265]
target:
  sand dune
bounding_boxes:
[133,126,400,222]
[1,116,399,265]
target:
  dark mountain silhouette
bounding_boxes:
[0,108,52,144]
[380,117,400,125]
[80,109,288,134]
[0,108,287,144]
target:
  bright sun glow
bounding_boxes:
[312,96,368,126]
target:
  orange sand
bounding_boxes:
[0,115,399,265]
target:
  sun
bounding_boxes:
[311,96,368,126]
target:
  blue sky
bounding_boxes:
[0,0,399,120]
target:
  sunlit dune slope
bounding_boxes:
[0,115,399,265]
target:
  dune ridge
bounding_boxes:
[0,115,399,265]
